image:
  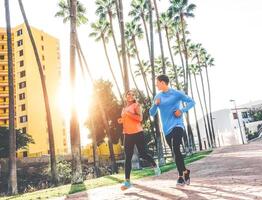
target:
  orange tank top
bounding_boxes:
[122,103,143,134]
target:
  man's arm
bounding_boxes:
[179,91,195,113]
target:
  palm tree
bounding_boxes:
[125,21,152,97]
[89,19,123,103]
[188,65,202,150]
[158,12,180,89]
[152,0,166,74]
[69,0,83,184]
[168,0,196,94]
[129,0,151,59]
[55,0,87,26]
[5,0,17,194]
[18,0,58,184]
[95,0,125,83]
[148,0,165,165]
[117,0,129,92]
[191,64,211,148]
[201,50,216,147]
[76,37,118,174]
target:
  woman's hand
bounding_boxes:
[117,118,123,124]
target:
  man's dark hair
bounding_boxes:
[157,74,169,85]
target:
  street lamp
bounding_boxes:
[230,99,245,144]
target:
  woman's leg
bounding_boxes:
[124,134,135,180]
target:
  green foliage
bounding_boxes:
[249,109,262,121]
[0,127,34,158]
[86,79,122,145]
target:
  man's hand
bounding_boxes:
[155,98,160,105]
[174,109,182,117]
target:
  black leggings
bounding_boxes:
[124,132,156,179]
[165,127,187,176]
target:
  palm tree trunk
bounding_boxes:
[18,0,58,184]
[108,12,125,83]
[152,0,166,74]
[193,73,211,148]
[5,0,17,194]
[133,38,152,97]
[101,36,123,102]
[118,0,129,92]
[148,0,165,165]
[165,27,179,89]
[205,64,216,147]
[189,73,202,150]
[141,15,151,60]
[179,14,189,94]
[175,31,186,82]
[76,39,118,174]
[69,0,83,184]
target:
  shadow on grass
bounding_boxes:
[68,182,87,194]
[103,175,123,183]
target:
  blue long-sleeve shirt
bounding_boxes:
[149,88,195,136]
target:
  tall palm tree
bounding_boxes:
[201,50,216,147]
[148,0,165,165]
[95,0,125,83]
[117,0,129,92]
[191,64,211,148]
[76,37,118,174]
[5,0,17,194]
[158,12,180,89]
[55,0,88,26]
[188,65,202,150]
[168,0,196,94]
[69,0,83,184]
[18,0,58,184]
[125,21,152,97]
[152,0,166,74]
[129,0,151,59]
[89,19,123,103]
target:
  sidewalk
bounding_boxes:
[58,139,262,200]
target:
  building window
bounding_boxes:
[3,109,7,113]
[19,93,25,100]
[2,66,5,70]
[42,55,45,61]
[3,97,6,102]
[20,60,24,67]
[3,86,6,91]
[1,35,4,40]
[21,104,26,111]
[1,45,4,50]
[233,112,238,119]
[41,36,44,41]
[20,115,27,123]
[17,40,23,47]
[20,70,26,78]
[22,127,26,133]
[41,45,44,51]
[19,50,23,56]
[17,29,23,36]
[43,65,45,70]
[2,76,5,81]
[23,151,28,158]
[19,81,26,89]
[0,55,4,60]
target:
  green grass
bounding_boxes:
[0,150,212,200]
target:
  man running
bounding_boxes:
[149,74,195,186]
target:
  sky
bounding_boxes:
[0,0,262,140]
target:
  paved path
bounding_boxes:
[57,139,262,200]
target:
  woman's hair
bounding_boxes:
[124,90,136,104]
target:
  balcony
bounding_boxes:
[0,103,8,108]
[0,113,8,120]
[0,81,8,86]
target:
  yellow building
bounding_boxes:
[0,24,67,158]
